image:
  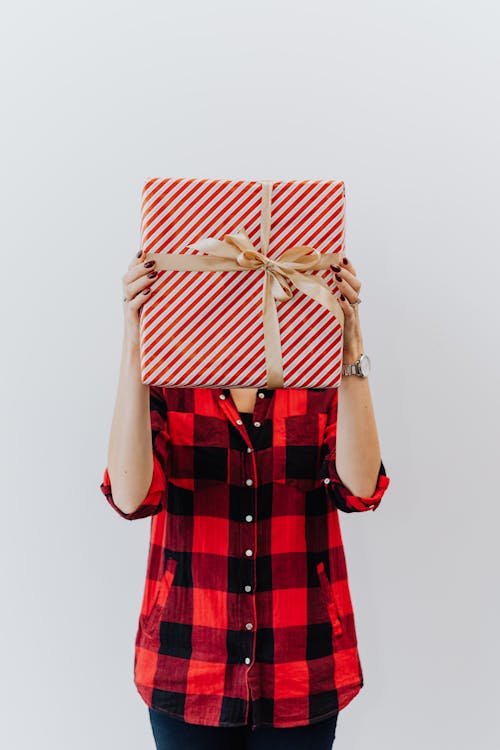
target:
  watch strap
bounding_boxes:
[342,361,360,376]
[342,353,370,378]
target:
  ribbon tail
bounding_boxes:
[186,237,243,260]
[287,271,345,328]
[270,271,293,301]
[221,230,258,254]
[142,250,244,273]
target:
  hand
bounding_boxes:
[330,256,364,360]
[122,250,158,345]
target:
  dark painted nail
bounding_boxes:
[340,294,346,301]
[331,264,341,272]
[147,271,157,278]
[143,288,150,294]
[342,257,349,265]
[144,260,155,268]
[335,274,342,282]
[136,250,143,258]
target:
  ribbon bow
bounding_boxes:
[142,181,345,388]
[200,227,329,301]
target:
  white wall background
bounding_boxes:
[1,1,499,748]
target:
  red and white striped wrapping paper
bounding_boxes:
[138,177,346,389]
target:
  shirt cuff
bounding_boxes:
[100,454,166,520]
[319,456,390,512]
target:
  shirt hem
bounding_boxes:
[138,681,362,729]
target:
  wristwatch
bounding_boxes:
[342,353,371,378]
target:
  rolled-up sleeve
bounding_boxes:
[319,388,391,513]
[100,385,169,520]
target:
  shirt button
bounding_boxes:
[236,418,243,425]
[246,446,253,453]
[245,514,253,522]
[258,392,265,398]
[244,657,251,664]
[219,393,226,399]
[246,622,253,630]
[323,477,331,484]
[245,549,253,557]
[253,421,261,427]
[245,478,253,486]
[244,585,252,592]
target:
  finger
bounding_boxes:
[124,256,157,286]
[337,293,356,320]
[339,254,356,275]
[125,284,152,309]
[127,249,147,271]
[123,264,158,301]
[330,265,361,302]
[123,275,154,307]
[330,261,358,283]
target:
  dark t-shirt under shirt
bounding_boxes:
[238,410,261,447]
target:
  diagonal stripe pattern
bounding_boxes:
[138,178,346,388]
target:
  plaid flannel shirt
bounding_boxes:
[100,386,390,729]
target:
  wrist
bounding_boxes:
[342,343,364,363]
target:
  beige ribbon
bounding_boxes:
[142,181,345,388]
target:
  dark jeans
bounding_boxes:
[148,705,338,750]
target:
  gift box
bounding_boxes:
[138,177,346,389]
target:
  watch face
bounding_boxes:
[360,354,371,376]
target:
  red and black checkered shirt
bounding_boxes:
[100,386,390,730]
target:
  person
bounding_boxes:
[100,249,391,750]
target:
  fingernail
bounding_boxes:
[340,294,346,301]
[144,260,155,268]
[335,274,342,282]
[147,271,157,278]
[331,264,341,272]
[143,288,151,294]
[136,250,143,258]
[342,257,349,265]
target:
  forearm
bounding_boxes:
[335,342,383,498]
[105,335,155,515]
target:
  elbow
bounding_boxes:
[106,466,152,513]
[110,493,145,517]
[320,454,390,514]
[334,460,382,500]
[349,475,381,500]
[100,463,162,521]
[101,456,166,521]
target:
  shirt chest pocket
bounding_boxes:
[167,412,229,485]
[273,413,328,490]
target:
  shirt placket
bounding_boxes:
[216,388,270,718]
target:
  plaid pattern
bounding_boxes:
[100,386,390,729]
